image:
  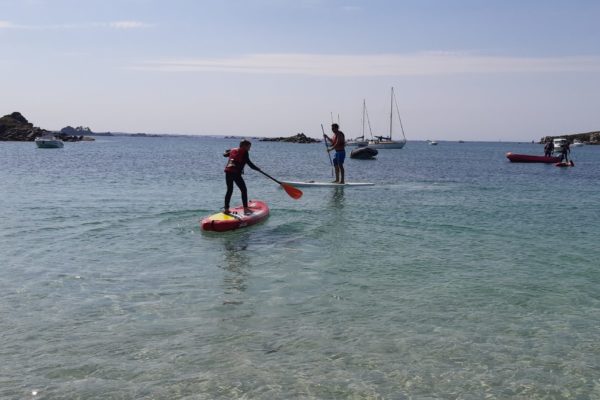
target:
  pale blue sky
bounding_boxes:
[1,0,599,140]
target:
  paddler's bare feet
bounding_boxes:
[243,207,252,215]
[223,208,231,214]
[339,181,345,184]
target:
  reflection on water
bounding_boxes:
[220,235,249,302]
[4,138,600,398]
[329,186,345,209]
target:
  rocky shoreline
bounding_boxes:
[0,112,49,141]
[0,112,94,142]
[259,132,320,143]
[4,111,597,145]
[540,131,600,145]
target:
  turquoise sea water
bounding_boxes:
[1,137,600,399]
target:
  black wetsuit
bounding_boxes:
[224,150,260,209]
[561,143,570,162]
[544,142,554,157]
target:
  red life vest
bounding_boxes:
[224,147,247,173]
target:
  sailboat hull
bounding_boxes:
[347,140,369,147]
[367,140,406,149]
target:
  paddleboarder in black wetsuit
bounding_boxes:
[544,141,554,157]
[223,140,261,214]
[560,141,571,163]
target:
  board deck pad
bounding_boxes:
[201,200,269,232]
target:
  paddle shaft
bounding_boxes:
[257,169,303,199]
[257,169,283,185]
[321,124,334,177]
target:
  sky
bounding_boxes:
[1,0,599,141]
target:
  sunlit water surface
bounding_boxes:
[1,137,599,399]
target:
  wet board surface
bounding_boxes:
[555,161,575,167]
[281,181,375,187]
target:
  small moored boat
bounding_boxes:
[350,146,378,159]
[366,87,407,149]
[35,135,64,148]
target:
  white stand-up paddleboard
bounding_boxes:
[281,180,374,187]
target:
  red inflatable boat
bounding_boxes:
[201,200,270,232]
[506,152,562,163]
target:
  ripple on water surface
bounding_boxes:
[1,138,600,398]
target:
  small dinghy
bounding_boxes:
[35,135,64,148]
[350,146,378,159]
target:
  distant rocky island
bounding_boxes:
[0,112,49,141]
[260,132,320,143]
[5,111,595,145]
[540,131,600,145]
[0,112,94,142]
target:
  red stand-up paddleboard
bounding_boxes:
[201,200,269,232]
[555,160,575,167]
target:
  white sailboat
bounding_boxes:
[347,99,371,147]
[367,87,407,149]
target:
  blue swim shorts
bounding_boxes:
[333,150,346,166]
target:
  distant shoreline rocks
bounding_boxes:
[0,112,48,141]
[0,112,94,142]
[260,132,321,143]
[540,131,600,145]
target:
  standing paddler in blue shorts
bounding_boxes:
[323,123,346,184]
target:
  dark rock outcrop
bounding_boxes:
[60,125,93,136]
[260,132,320,143]
[0,112,48,141]
[0,113,95,141]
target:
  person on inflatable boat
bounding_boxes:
[223,140,261,215]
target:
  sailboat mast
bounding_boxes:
[362,99,366,139]
[389,87,394,139]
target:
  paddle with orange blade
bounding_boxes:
[257,170,303,199]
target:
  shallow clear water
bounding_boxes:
[1,137,599,399]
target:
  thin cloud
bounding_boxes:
[0,21,20,29]
[134,52,600,76]
[0,20,152,30]
[107,21,152,29]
